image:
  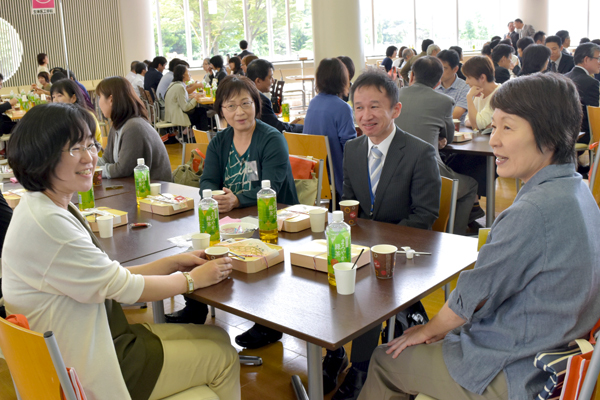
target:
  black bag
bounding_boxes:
[380,301,430,344]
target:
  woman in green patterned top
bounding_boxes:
[200,75,298,213]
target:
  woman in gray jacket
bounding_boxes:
[96,76,172,181]
[164,64,204,130]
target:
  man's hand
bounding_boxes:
[8,98,18,106]
[385,325,432,359]
[215,187,240,213]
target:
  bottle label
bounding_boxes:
[258,197,277,231]
[327,230,351,275]
[78,188,95,211]
[199,206,220,242]
[134,170,151,198]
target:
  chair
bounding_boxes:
[289,155,324,206]
[578,324,600,400]
[192,128,211,145]
[431,177,458,301]
[0,316,230,400]
[283,132,337,210]
[270,80,285,114]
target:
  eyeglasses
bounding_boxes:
[222,101,253,112]
[64,142,100,157]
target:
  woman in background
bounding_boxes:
[96,76,172,181]
[518,44,551,76]
[229,56,244,76]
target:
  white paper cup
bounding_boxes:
[150,183,161,196]
[96,215,114,238]
[0,182,4,192]
[309,208,327,233]
[205,246,229,260]
[212,190,226,196]
[334,262,357,295]
[191,232,211,250]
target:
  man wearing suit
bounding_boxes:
[246,59,303,133]
[514,18,535,39]
[323,69,441,400]
[566,43,600,145]
[395,56,477,235]
[545,36,575,74]
[506,21,519,50]
[491,44,514,84]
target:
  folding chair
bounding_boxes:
[431,177,458,301]
[283,132,337,210]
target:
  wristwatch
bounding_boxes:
[182,272,195,294]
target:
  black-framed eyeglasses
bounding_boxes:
[221,101,254,112]
[63,142,101,157]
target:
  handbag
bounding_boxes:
[289,155,319,206]
[173,148,205,187]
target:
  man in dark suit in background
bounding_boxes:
[237,40,253,59]
[246,59,303,133]
[395,56,477,235]
[506,21,519,50]
[491,44,514,83]
[566,43,600,145]
[323,69,441,400]
[144,56,167,100]
[545,36,575,74]
[556,30,572,55]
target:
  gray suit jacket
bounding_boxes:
[395,83,455,163]
[520,24,535,38]
[342,127,441,229]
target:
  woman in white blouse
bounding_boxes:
[462,56,500,131]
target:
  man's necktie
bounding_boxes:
[369,146,383,196]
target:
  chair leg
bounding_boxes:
[210,305,216,318]
[444,283,450,302]
[239,355,263,365]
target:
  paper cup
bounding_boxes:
[212,190,226,196]
[339,200,359,226]
[309,208,327,233]
[334,262,357,295]
[93,167,102,186]
[191,232,211,250]
[150,183,161,196]
[0,182,4,192]
[96,215,114,238]
[371,244,398,279]
[205,247,229,260]
[453,118,461,132]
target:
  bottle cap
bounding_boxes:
[137,158,145,165]
[332,211,343,222]
[202,189,212,199]
[261,180,271,188]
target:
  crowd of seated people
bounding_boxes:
[2,24,600,400]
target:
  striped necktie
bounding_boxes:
[369,146,384,196]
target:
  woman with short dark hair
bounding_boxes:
[229,56,244,76]
[96,76,172,181]
[359,72,600,400]
[209,55,228,85]
[518,44,551,76]
[382,46,398,72]
[304,58,356,201]
[3,103,240,400]
[36,52,49,75]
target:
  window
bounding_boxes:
[372,0,414,56]
[589,1,600,41]
[415,0,456,51]
[155,0,186,59]
[548,0,588,45]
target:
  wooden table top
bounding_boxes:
[443,132,493,157]
[4,110,25,121]
[122,201,478,350]
[286,75,315,81]
[197,97,214,105]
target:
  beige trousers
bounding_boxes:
[144,323,241,400]
[358,341,508,400]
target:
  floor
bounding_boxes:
[0,144,517,400]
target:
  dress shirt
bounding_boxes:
[436,75,469,123]
[125,71,136,84]
[131,74,145,97]
[156,71,174,100]
[366,125,396,165]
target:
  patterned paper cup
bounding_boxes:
[339,200,359,226]
[370,245,398,279]
[205,247,229,260]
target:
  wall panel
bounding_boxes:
[0,0,124,86]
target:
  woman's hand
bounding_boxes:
[190,257,234,289]
[215,188,240,213]
[385,325,432,359]
[172,250,208,272]
[467,85,484,100]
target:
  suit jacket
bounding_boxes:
[144,67,163,100]
[494,64,511,84]
[546,54,575,74]
[342,127,441,229]
[259,93,303,133]
[566,66,600,136]
[520,24,535,38]
[395,83,454,163]
[508,31,519,49]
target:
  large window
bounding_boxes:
[153,0,312,66]
[548,0,588,46]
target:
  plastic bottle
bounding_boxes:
[134,158,151,205]
[326,211,351,286]
[204,82,211,98]
[211,78,218,100]
[199,189,220,246]
[77,188,95,211]
[257,180,278,244]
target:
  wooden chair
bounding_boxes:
[283,132,336,210]
[587,106,600,204]
[0,315,223,400]
[192,128,211,145]
[432,177,458,301]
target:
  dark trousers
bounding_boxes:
[186,107,209,131]
[447,154,492,198]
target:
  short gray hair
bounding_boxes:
[426,44,441,56]
[402,48,413,60]
[573,43,600,65]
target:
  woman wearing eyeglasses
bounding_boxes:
[96,76,172,181]
[2,103,241,400]
[200,75,298,213]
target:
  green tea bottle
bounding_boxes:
[134,158,151,205]
[257,180,278,244]
[199,189,220,246]
[77,188,95,211]
[326,211,351,286]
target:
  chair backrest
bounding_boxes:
[144,90,154,106]
[283,132,336,209]
[432,177,458,234]
[588,106,600,146]
[192,128,211,144]
[477,228,491,251]
[0,316,75,399]
[183,143,209,165]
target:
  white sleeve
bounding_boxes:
[41,236,145,305]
